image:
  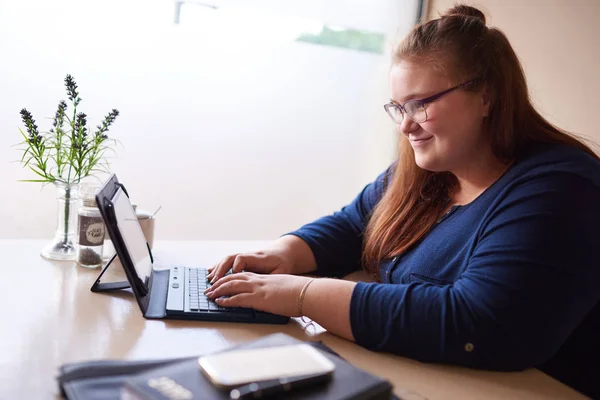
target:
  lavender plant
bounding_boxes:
[17,74,119,185]
[17,74,120,260]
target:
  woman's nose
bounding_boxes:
[400,116,419,135]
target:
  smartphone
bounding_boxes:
[198,343,336,389]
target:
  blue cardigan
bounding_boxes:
[289,143,600,398]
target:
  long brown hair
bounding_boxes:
[362,5,599,278]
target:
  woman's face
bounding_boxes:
[389,61,490,173]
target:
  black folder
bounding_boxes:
[58,333,394,400]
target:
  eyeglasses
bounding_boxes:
[383,80,477,124]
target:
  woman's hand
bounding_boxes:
[206,248,295,283]
[207,236,318,283]
[204,272,313,317]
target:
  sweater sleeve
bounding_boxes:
[285,165,392,278]
[350,173,600,370]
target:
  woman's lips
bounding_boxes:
[409,136,433,146]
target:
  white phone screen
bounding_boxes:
[198,343,336,389]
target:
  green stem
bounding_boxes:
[67,104,77,184]
[64,185,71,243]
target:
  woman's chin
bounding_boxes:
[414,155,444,172]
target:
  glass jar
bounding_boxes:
[132,204,155,250]
[40,182,79,261]
[76,184,105,268]
[102,236,115,261]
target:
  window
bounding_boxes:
[3,0,421,240]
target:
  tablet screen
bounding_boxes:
[113,187,152,281]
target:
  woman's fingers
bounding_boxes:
[215,293,256,309]
[206,272,255,297]
[207,254,237,281]
[209,253,272,282]
[230,255,249,275]
[231,253,268,274]
[206,280,252,300]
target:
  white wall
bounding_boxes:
[199,0,418,33]
[1,0,417,240]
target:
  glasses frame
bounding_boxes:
[384,79,477,124]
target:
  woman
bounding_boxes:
[205,5,600,397]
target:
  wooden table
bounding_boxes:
[0,240,588,399]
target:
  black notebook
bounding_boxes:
[58,333,394,400]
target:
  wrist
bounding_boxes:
[296,278,316,316]
[292,278,356,341]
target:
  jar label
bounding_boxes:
[79,216,105,246]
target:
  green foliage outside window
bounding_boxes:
[296,26,385,54]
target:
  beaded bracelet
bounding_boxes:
[296,278,316,316]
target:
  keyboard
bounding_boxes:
[165,266,288,324]
[187,268,246,313]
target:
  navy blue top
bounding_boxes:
[288,143,600,398]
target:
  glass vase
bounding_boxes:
[41,182,80,261]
